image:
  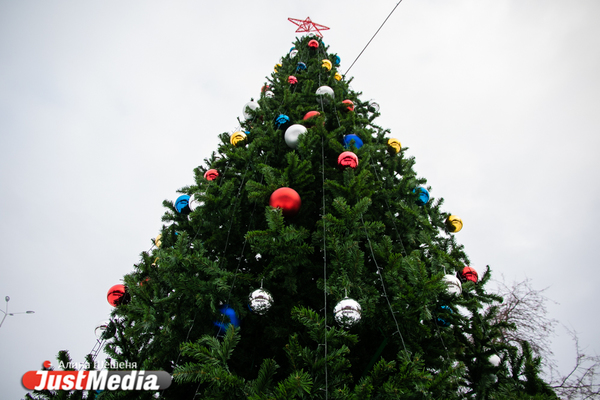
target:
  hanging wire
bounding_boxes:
[360,214,408,353]
[321,131,329,400]
[213,156,256,336]
[345,0,404,76]
[316,49,330,400]
[224,175,263,307]
[220,160,251,257]
[368,163,409,257]
[326,44,409,355]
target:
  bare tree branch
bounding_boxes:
[492,276,558,362]
[550,327,600,400]
[492,276,600,399]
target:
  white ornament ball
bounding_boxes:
[442,274,462,296]
[249,288,273,315]
[316,86,334,105]
[242,100,260,120]
[334,297,362,328]
[188,193,204,212]
[284,124,307,148]
[290,49,298,58]
[489,354,501,367]
[265,91,275,98]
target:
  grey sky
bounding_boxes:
[1,1,599,398]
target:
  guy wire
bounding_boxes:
[345,0,404,76]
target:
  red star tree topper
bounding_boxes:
[288,17,330,37]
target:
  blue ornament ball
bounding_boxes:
[214,304,240,334]
[175,195,191,214]
[436,305,453,327]
[296,62,307,72]
[334,55,341,66]
[343,134,363,149]
[275,114,291,131]
[414,186,430,206]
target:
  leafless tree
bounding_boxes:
[493,276,600,399]
[549,328,600,400]
[493,276,558,362]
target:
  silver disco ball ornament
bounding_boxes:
[242,100,260,120]
[315,86,334,105]
[489,354,501,367]
[442,274,462,296]
[95,320,110,339]
[248,288,273,315]
[334,297,361,328]
[284,124,307,148]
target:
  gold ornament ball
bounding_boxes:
[274,63,282,72]
[388,138,401,153]
[230,131,247,147]
[446,215,463,233]
[322,59,332,71]
[154,234,162,248]
[334,72,342,81]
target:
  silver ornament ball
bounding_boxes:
[334,297,362,328]
[316,86,334,105]
[249,288,273,315]
[489,354,501,367]
[188,193,204,212]
[284,124,307,149]
[242,101,260,120]
[442,274,462,296]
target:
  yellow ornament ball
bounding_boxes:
[334,72,342,81]
[388,138,401,153]
[230,131,247,147]
[322,59,332,71]
[154,234,162,248]
[445,215,463,233]
[274,63,282,72]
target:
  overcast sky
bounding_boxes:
[1,1,599,398]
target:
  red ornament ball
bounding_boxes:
[459,266,478,283]
[308,39,319,48]
[107,284,130,307]
[261,85,270,93]
[204,169,219,181]
[342,100,354,111]
[288,76,298,84]
[337,151,358,169]
[269,187,301,217]
[303,111,321,120]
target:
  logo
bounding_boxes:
[22,361,171,391]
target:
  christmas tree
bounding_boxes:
[86,32,558,399]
